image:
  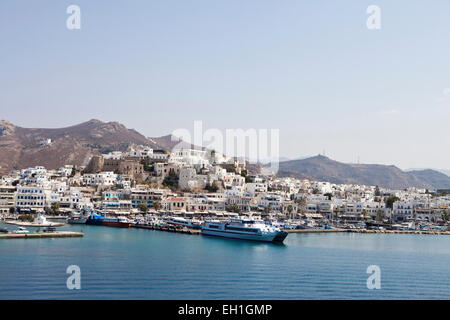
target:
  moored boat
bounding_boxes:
[85,213,105,225]
[67,217,87,224]
[13,226,30,234]
[102,217,131,228]
[202,218,288,243]
[163,216,202,229]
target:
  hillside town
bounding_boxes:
[1,144,450,231]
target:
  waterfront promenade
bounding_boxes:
[287,228,450,236]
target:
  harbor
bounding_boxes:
[286,228,450,235]
[132,223,201,235]
[2,222,450,299]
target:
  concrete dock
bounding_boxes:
[0,231,84,239]
[4,220,65,227]
[132,224,202,235]
[286,228,450,236]
[286,228,347,233]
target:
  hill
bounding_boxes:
[277,155,450,190]
[0,119,162,174]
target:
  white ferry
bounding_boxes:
[163,216,202,229]
[202,218,288,243]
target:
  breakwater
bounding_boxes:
[0,231,84,239]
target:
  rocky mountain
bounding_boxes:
[2,119,449,190]
[277,155,450,190]
[148,134,203,151]
[407,169,450,190]
[0,119,162,174]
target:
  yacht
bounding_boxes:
[68,212,87,224]
[13,226,29,233]
[102,216,131,228]
[202,218,288,243]
[163,216,203,229]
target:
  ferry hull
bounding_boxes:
[86,220,103,226]
[102,221,131,228]
[202,229,288,243]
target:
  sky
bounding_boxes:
[1,0,450,170]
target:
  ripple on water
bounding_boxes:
[2,224,450,299]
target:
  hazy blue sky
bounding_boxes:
[1,1,449,169]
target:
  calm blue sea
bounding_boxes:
[1,223,450,299]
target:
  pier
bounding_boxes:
[286,228,450,236]
[4,220,65,227]
[286,228,347,233]
[0,231,84,240]
[132,224,201,235]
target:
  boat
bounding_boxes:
[201,218,288,243]
[85,213,105,225]
[68,209,93,224]
[67,217,87,224]
[13,226,29,233]
[101,217,131,228]
[163,216,202,229]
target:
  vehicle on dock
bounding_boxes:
[12,227,29,234]
[0,227,9,233]
[202,218,288,243]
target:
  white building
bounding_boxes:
[15,185,48,210]
[82,172,117,186]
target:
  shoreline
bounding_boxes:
[286,228,450,235]
[0,231,84,239]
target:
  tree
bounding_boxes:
[333,206,340,224]
[375,186,381,197]
[441,209,450,223]
[240,170,252,183]
[138,202,148,214]
[162,171,179,190]
[231,204,240,214]
[385,196,400,209]
[140,159,154,172]
[312,188,320,195]
[376,209,385,222]
[51,202,60,215]
[296,197,307,216]
[18,214,34,222]
[153,201,161,212]
[205,184,218,193]
[361,208,367,221]
[287,205,293,219]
